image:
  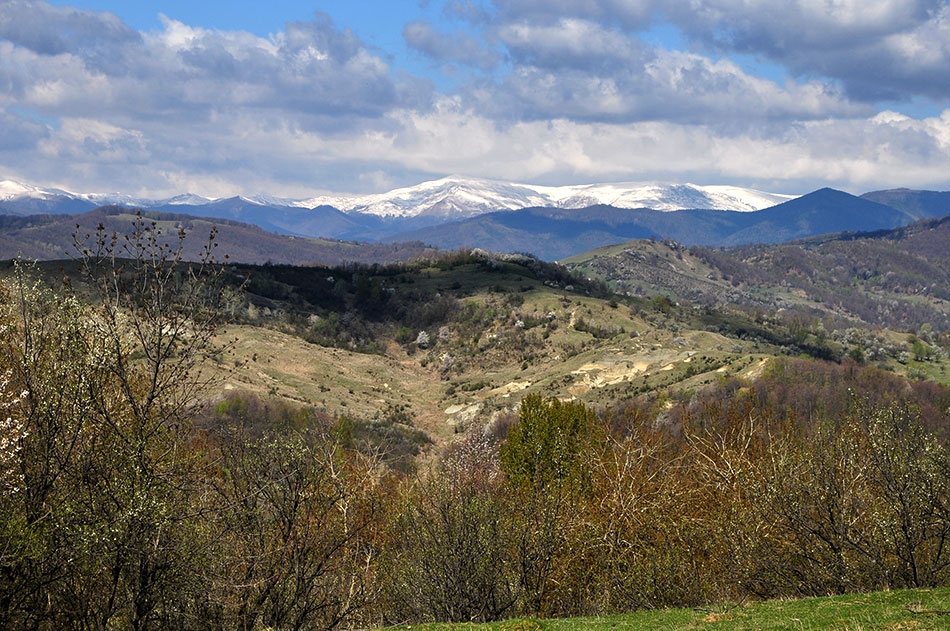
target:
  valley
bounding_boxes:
[8,204,950,450]
[172,231,950,443]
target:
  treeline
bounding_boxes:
[1,224,949,629]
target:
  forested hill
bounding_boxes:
[564,213,950,336]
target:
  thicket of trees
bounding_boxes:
[1,223,949,629]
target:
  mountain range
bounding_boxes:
[1,176,949,261]
[385,188,937,259]
[0,176,795,218]
[290,176,796,216]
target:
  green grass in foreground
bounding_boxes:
[398,588,950,631]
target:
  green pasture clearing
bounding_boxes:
[402,588,950,631]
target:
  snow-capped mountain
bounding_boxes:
[0,180,74,201]
[160,193,218,206]
[0,180,219,209]
[294,176,796,217]
[2,176,933,260]
[1,176,796,220]
[294,176,551,218]
[524,182,795,213]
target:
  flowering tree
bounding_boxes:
[415,330,430,348]
[0,368,26,494]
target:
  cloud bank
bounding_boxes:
[0,0,948,196]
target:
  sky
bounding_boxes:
[1,0,949,198]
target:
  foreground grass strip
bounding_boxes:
[397,588,950,631]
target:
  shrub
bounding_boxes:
[500,395,600,490]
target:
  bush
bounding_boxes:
[500,395,600,490]
[381,435,522,622]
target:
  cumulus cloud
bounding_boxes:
[0,0,138,58]
[0,1,437,194]
[498,17,646,70]
[460,0,950,102]
[372,100,950,191]
[0,1,412,123]
[493,0,950,102]
[0,0,949,196]
[474,18,865,124]
[667,0,950,101]
[403,20,498,70]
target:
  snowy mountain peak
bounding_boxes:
[294,175,550,218]
[164,193,217,206]
[294,176,796,217]
[0,180,73,201]
[0,179,216,208]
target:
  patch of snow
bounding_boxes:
[0,180,76,201]
[163,193,217,206]
[0,180,40,200]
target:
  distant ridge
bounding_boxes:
[0,207,439,266]
[387,188,917,259]
[3,177,948,257]
[561,212,950,333]
[860,188,950,221]
[719,187,914,245]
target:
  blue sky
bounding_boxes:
[2,0,950,197]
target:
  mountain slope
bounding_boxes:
[719,187,913,245]
[145,197,383,240]
[0,208,439,265]
[563,213,950,334]
[860,188,950,221]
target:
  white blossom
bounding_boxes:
[415,330,430,348]
[0,371,27,493]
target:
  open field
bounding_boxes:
[403,589,950,631]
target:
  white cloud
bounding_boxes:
[498,17,645,69]
[403,20,498,70]
[471,26,866,124]
[0,2,410,122]
[667,0,950,101]
[247,98,946,193]
[0,0,949,197]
